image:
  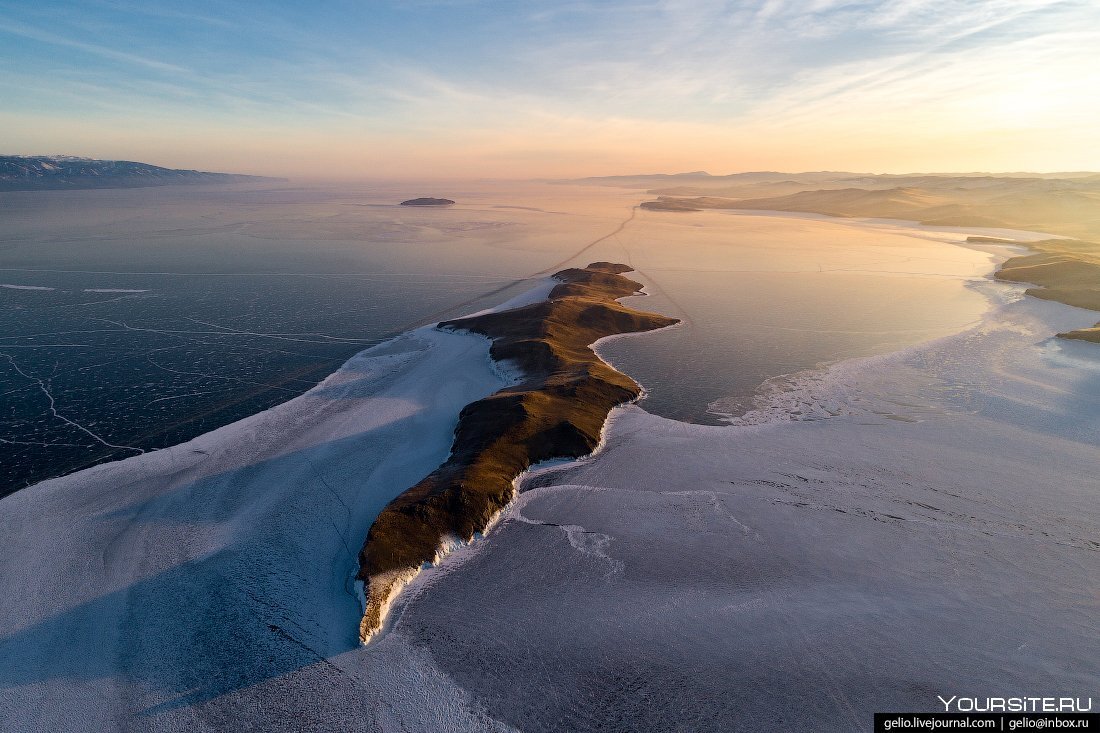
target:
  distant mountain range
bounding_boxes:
[568,170,1100,190]
[564,169,1100,241]
[0,156,282,191]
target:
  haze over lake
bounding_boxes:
[0,181,616,492]
[1,181,1019,492]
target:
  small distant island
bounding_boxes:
[0,155,280,192]
[399,197,455,207]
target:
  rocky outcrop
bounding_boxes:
[356,262,678,642]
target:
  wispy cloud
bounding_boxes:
[0,17,188,74]
[1,0,1098,175]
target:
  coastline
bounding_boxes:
[738,206,1100,343]
[356,262,678,642]
[0,320,516,730]
[374,225,1100,732]
[992,239,1100,343]
[647,201,1100,344]
[1,208,1097,729]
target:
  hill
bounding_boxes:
[0,155,281,191]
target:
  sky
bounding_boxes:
[1,0,1099,178]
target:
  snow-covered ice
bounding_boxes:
[389,282,1100,732]
[1,231,1099,730]
[0,324,515,731]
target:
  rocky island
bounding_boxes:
[356,262,678,642]
[399,197,455,206]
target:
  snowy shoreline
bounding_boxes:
[1,215,1098,730]
[374,230,1100,732]
[0,316,517,730]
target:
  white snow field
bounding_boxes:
[0,321,522,732]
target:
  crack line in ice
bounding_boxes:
[143,391,221,406]
[1,352,145,454]
[664,489,758,536]
[182,316,381,345]
[510,493,624,576]
[0,437,90,448]
[83,316,379,347]
[46,294,143,310]
[305,458,365,608]
[0,327,134,340]
[143,354,303,394]
[0,344,98,348]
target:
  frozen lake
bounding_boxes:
[1,181,1097,731]
[0,181,635,493]
[0,182,1030,492]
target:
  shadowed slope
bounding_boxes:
[356,263,679,642]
